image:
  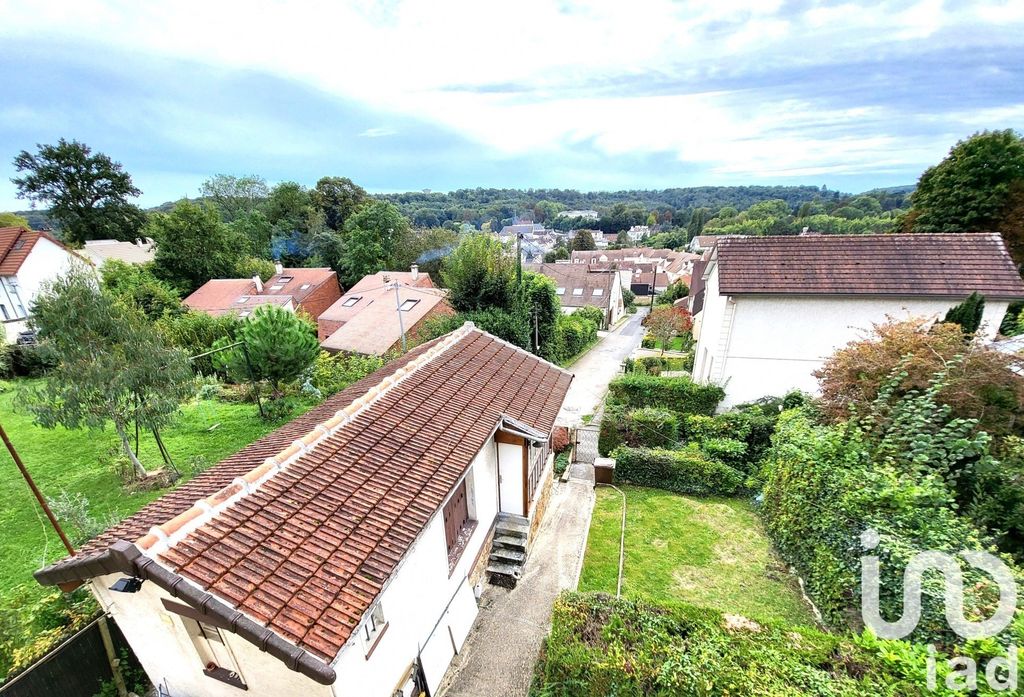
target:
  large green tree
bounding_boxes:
[99,259,183,321]
[339,201,409,286]
[199,174,269,223]
[571,229,596,251]
[441,233,516,311]
[27,266,195,479]
[11,139,146,245]
[311,176,367,231]
[0,212,30,228]
[149,200,245,293]
[911,130,1024,237]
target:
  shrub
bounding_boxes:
[156,310,241,376]
[99,259,182,321]
[696,436,747,469]
[573,305,605,329]
[613,446,743,496]
[233,256,276,282]
[555,312,597,360]
[306,350,384,397]
[625,408,679,448]
[608,373,723,416]
[640,335,656,349]
[9,343,58,377]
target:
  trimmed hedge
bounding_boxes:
[599,407,678,455]
[608,373,723,416]
[613,446,743,496]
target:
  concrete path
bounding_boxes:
[556,309,647,426]
[438,470,596,697]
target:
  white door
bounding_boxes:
[497,441,524,515]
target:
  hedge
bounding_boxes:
[598,407,678,455]
[613,446,743,496]
[607,373,723,416]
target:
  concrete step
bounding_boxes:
[486,561,523,578]
[490,547,526,564]
[492,535,527,550]
[495,519,530,538]
[497,512,529,525]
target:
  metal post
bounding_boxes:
[0,420,76,555]
[239,343,265,419]
[534,307,539,354]
[393,281,407,354]
[516,233,523,285]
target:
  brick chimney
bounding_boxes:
[274,261,284,275]
[253,275,263,293]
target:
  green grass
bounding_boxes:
[579,485,816,627]
[647,335,686,352]
[0,381,312,610]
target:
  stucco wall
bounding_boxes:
[3,238,80,342]
[694,263,1011,409]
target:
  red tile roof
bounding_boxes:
[0,226,80,275]
[715,233,1024,298]
[183,268,339,316]
[38,325,572,663]
[525,263,615,309]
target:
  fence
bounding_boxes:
[0,616,139,697]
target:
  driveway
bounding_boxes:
[556,309,647,425]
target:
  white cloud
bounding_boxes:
[359,127,397,138]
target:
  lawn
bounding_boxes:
[0,381,313,611]
[579,485,816,627]
[646,335,687,352]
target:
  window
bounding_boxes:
[239,311,250,318]
[592,288,604,296]
[269,285,283,291]
[555,287,565,295]
[0,305,7,321]
[572,288,584,296]
[299,283,310,290]
[362,602,388,657]
[443,478,476,571]
[182,617,247,690]
[277,276,293,283]
[235,296,249,304]
[399,298,420,312]
[341,296,361,307]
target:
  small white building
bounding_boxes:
[36,324,572,697]
[0,226,87,342]
[692,233,1024,409]
[81,238,156,266]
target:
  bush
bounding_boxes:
[626,408,679,447]
[156,310,241,376]
[614,446,743,496]
[9,343,58,377]
[233,256,276,282]
[305,350,384,396]
[573,305,605,329]
[99,259,182,321]
[554,312,597,361]
[608,373,723,416]
[695,436,747,469]
[640,335,656,349]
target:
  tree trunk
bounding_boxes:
[114,419,147,480]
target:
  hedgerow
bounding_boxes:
[613,446,742,496]
[607,373,723,416]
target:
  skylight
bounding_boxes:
[269,285,284,291]
[593,288,604,296]
[572,288,584,296]
[342,296,361,307]
[399,299,420,312]
[300,284,311,290]
[555,287,565,295]
[236,296,249,303]
[277,276,293,283]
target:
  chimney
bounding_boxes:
[274,261,284,275]
[410,263,419,282]
[253,275,263,293]
[135,238,144,247]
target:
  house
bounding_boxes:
[81,238,156,266]
[692,233,1024,409]
[183,265,342,321]
[0,226,86,341]
[526,262,624,328]
[317,269,454,355]
[35,323,573,697]
[557,210,599,221]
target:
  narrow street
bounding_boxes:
[439,309,647,697]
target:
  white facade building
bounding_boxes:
[693,234,1024,409]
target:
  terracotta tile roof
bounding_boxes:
[347,271,434,295]
[0,226,82,275]
[39,325,572,664]
[320,271,436,326]
[183,268,339,316]
[526,263,615,309]
[320,286,450,355]
[183,279,258,315]
[262,268,338,305]
[715,233,1024,298]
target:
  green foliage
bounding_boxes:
[608,373,723,416]
[682,406,779,468]
[1,586,98,680]
[9,343,57,377]
[305,350,384,397]
[551,312,598,363]
[92,648,149,697]
[149,200,245,293]
[339,200,410,286]
[311,176,368,231]
[966,436,1024,561]
[199,174,269,223]
[228,210,274,258]
[621,287,636,311]
[520,272,561,356]
[441,233,516,312]
[655,280,689,305]
[911,129,1024,233]
[28,266,196,478]
[572,305,604,329]
[599,407,679,455]
[99,259,182,321]
[214,304,319,397]
[942,291,986,335]
[156,310,241,375]
[570,229,596,251]
[543,245,569,263]
[0,211,30,227]
[233,255,276,283]
[11,138,145,245]
[613,446,743,496]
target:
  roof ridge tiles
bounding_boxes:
[136,321,479,561]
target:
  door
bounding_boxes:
[497,441,525,516]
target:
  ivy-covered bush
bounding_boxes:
[533,592,953,696]
[626,408,679,447]
[614,446,743,496]
[695,436,747,469]
[555,313,598,360]
[304,350,385,397]
[607,373,723,416]
[573,305,605,329]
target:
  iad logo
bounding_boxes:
[860,529,1018,691]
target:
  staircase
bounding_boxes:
[487,513,530,588]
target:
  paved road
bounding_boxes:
[556,309,647,426]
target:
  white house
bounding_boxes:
[36,323,572,697]
[692,233,1024,409]
[0,226,87,341]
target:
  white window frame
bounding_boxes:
[362,602,387,651]
[572,288,584,296]
[399,298,420,312]
[342,296,361,307]
[555,287,565,295]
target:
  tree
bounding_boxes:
[571,229,596,251]
[911,130,1024,236]
[520,272,560,356]
[149,201,245,293]
[441,233,516,311]
[1000,180,1024,267]
[339,201,409,286]
[311,176,367,231]
[943,292,986,335]
[543,245,569,263]
[686,208,709,240]
[214,305,319,398]
[27,266,194,479]
[0,212,29,228]
[656,280,689,305]
[645,305,692,355]
[199,174,269,223]
[228,210,273,258]
[11,139,145,245]
[533,200,564,223]
[99,259,182,321]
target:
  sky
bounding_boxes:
[0,0,1022,210]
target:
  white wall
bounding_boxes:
[330,443,499,697]
[694,263,1011,409]
[3,238,81,341]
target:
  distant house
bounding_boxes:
[687,234,745,254]
[692,233,1024,409]
[318,270,455,355]
[0,226,85,341]
[558,210,599,221]
[498,223,547,237]
[36,324,572,697]
[81,238,156,266]
[526,262,624,328]
[183,266,341,321]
